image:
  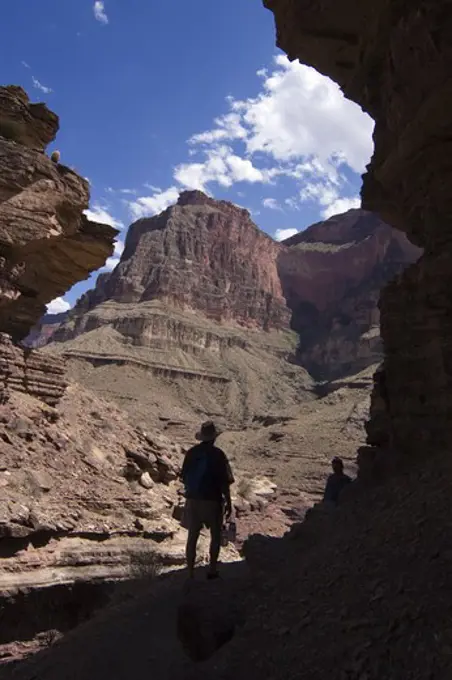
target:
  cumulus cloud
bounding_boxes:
[94,1,109,24]
[129,187,181,219]
[104,239,124,271]
[298,181,361,219]
[47,297,71,315]
[189,113,247,146]
[187,55,373,175]
[174,145,274,192]
[263,198,282,211]
[322,196,361,219]
[127,56,373,219]
[32,77,53,94]
[84,205,124,230]
[274,228,298,241]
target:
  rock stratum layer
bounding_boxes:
[0,333,67,406]
[0,85,117,341]
[42,194,417,422]
[44,191,316,427]
[71,190,291,331]
[279,209,420,379]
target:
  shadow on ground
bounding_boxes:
[1,559,252,680]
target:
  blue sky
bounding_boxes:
[0,0,374,314]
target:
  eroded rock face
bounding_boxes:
[265,0,452,459]
[69,190,291,332]
[278,209,420,379]
[0,333,67,406]
[0,86,118,340]
[0,86,59,150]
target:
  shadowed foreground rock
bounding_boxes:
[177,581,242,662]
[0,85,117,340]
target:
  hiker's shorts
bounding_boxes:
[184,499,222,533]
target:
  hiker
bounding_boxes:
[181,421,234,580]
[323,457,352,506]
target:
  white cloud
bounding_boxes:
[187,55,373,175]
[174,145,269,192]
[94,1,109,24]
[84,204,124,230]
[129,187,180,219]
[274,228,298,241]
[21,61,30,69]
[322,196,361,219]
[47,297,71,315]
[103,239,124,271]
[263,198,282,211]
[144,183,162,192]
[298,181,361,219]
[126,55,373,220]
[32,77,53,95]
[119,188,137,195]
[189,113,247,146]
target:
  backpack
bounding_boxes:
[184,449,210,497]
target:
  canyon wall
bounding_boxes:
[0,86,117,341]
[264,0,452,460]
[278,209,420,379]
[71,190,290,332]
[0,332,67,406]
[45,191,315,428]
[47,193,418,408]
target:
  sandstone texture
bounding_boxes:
[72,190,290,331]
[39,194,416,429]
[0,86,117,341]
[0,333,67,406]
[45,301,314,431]
[279,209,420,379]
[44,191,318,427]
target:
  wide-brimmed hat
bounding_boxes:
[196,420,220,442]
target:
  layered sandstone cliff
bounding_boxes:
[0,332,67,406]
[0,86,117,341]
[45,191,314,427]
[68,190,290,331]
[279,209,420,379]
[45,195,418,416]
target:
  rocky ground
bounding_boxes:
[5,441,452,680]
[43,301,316,431]
[0,361,374,666]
